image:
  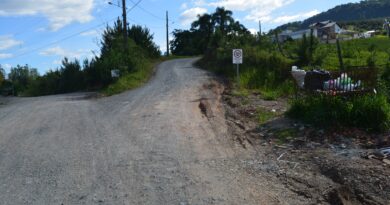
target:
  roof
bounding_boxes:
[322,22,338,28]
[309,20,338,28]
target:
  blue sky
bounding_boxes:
[0,0,359,75]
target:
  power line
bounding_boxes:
[126,0,143,13]
[127,0,175,24]
[5,17,118,61]
[128,0,164,21]
[4,0,150,61]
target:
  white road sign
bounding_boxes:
[111,69,120,78]
[233,49,243,64]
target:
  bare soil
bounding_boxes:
[218,84,390,205]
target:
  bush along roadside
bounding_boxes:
[2,19,162,97]
[101,56,188,96]
[287,94,390,132]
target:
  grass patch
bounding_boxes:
[257,107,278,124]
[287,94,390,132]
[259,89,279,101]
[231,87,250,97]
[274,128,298,144]
[102,56,189,96]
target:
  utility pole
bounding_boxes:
[122,0,128,53]
[166,11,170,56]
[258,20,262,36]
[336,39,344,70]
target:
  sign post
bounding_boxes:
[232,49,243,85]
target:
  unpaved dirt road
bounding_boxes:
[0,58,305,205]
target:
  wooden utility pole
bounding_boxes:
[336,39,344,70]
[122,0,128,53]
[166,11,170,56]
[258,20,262,36]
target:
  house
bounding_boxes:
[275,20,342,42]
[275,29,317,42]
[287,29,317,40]
[309,20,341,40]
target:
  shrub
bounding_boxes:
[287,94,390,132]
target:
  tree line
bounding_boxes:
[170,7,253,56]
[0,19,160,96]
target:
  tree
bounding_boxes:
[0,65,4,86]
[128,25,160,58]
[59,57,84,92]
[212,7,234,36]
[171,8,253,56]
[170,30,199,56]
[8,64,39,95]
[191,14,214,53]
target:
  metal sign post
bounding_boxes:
[232,49,243,85]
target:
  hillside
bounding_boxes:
[274,0,390,31]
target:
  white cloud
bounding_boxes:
[0,0,94,31]
[180,3,188,10]
[39,46,91,59]
[192,0,207,7]
[272,10,320,24]
[0,53,13,59]
[248,28,258,35]
[180,7,208,26]
[3,64,12,70]
[0,35,23,51]
[53,60,62,65]
[199,0,295,23]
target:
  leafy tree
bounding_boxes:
[212,7,234,36]
[128,25,160,58]
[59,58,84,92]
[8,64,39,95]
[171,7,255,56]
[0,65,4,86]
[171,29,200,56]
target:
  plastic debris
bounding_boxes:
[380,147,390,157]
[291,66,306,89]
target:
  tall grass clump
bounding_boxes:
[199,46,294,97]
[287,94,390,132]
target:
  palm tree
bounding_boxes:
[212,7,234,36]
[191,14,213,32]
[191,14,214,51]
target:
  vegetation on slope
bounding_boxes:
[0,19,161,97]
[273,0,390,32]
[171,7,390,132]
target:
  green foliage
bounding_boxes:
[8,64,39,95]
[128,25,160,58]
[171,7,251,56]
[0,66,4,86]
[169,4,390,133]
[281,36,390,70]
[103,59,153,96]
[287,94,390,132]
[295,32,319,66]
[10,18,161,97]
[257,107,277,124]
[200,45,293,92]
[59,58,84,92]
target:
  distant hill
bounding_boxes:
[273,0,390,32]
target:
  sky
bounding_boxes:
[0,0,360,75]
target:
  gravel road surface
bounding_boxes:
[0,58,295,205]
